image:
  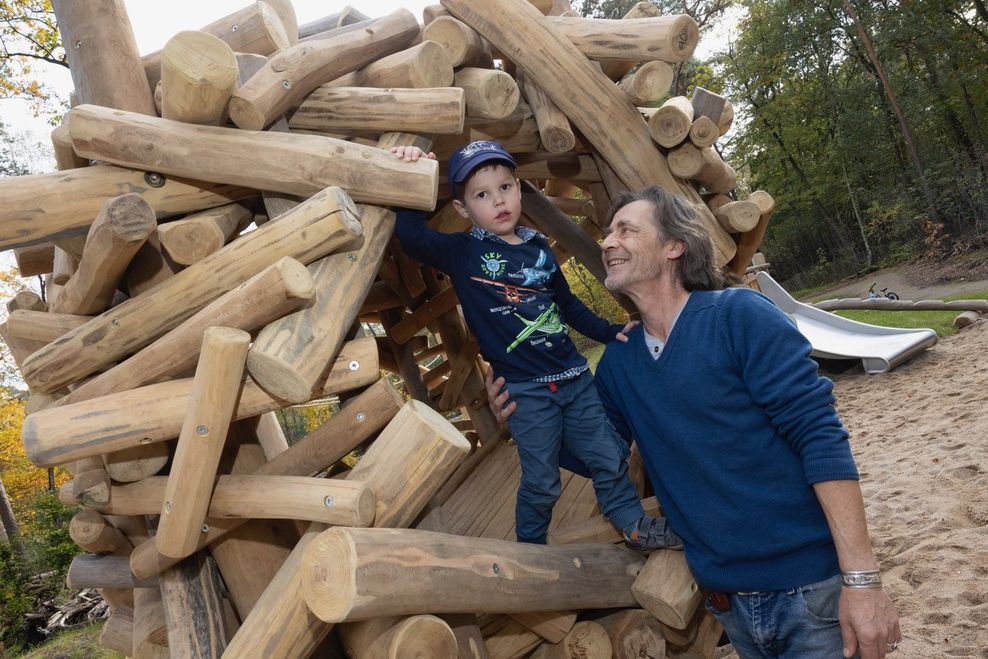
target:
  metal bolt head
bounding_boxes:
[355,412,366,423]
[324,496,335,508]
[348,360,360,371]
[144,172,165,187]
[165,501,173,513]
[140,437,152,444]
[492,562,501,575]
[282,80,293,89]
[348,253,357,262]
[202,524,210,533]
[74,41,82,49]
[230,23,239,32]
[196,425,209,436]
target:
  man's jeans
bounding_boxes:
[706,574,853,659]
[505,371,643,544]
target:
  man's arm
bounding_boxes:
[813,479,902,659]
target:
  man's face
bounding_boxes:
[601,200,679,293]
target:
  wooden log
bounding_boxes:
[222,395,468,657]
[692,146,737,194]
[158,552,230,657]
[520,182,607,285]
[713,200,761,233]
[298,6,370,39]
[423,16,493,67]
[157,203,252,265]
[455,68,521,120]
[546,14,698,63]
[515,69,575,154]
[433,101,541,157]
[13,244,55,277]
[390,286,459,346]
[954,310,981,328]
[688,115,719,149]
[155,327,250,559]
[302,528,645,622]
[812,298,988,312]
[667,142,703,178]
[618,60,673,105]
[246,217,390,402]
[507,611,576,644]
[125,232,184,296]
[631,549,703,629]
[68,104,438,210]
[592,609,665,659]
[228,9,420,130]
[599,1,663,80]
[103,443,170,483]
[443,0,734,266]
[6,291,46,314]
[58,257,313,406]
[666,610,722,659]
[133,583,169,657]
[69,509,129,554]
[441,613,490,659]
[529,621,611,659]
[481,616,542,659]
[424,5,453,24]
[142,1,291,90]
[160,31,238,125]
[728,190,775,276]
[291,86,465,135]
[718,100,735,136]
[52,194,156,315]
[51,121,88,170]
[690,86,726,121]
[99,606,134,656]
[0,164,251,252]
[548,496,661,545]
[645,96,694,148]
[66,554,155,589]
[52,0,156,114]
[0,322,43,370]
[339,615,458,659]
[329,40,455,90]
[70,458,112,507]
[20,186,361,394]
[263,0,298,44]
[22,337,378,467]
[51,247,77,285]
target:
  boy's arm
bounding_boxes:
[394,208,461,274]
[550,262,624,343]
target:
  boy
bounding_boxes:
[391,140,679,550]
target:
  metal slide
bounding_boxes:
[756,272,938,374]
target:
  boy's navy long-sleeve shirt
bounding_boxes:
[395,209,621,382]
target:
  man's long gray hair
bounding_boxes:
[607,186,728,291]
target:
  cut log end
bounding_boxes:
[245,350,318,404]
[106,193,157,242]
[394,615,459,657]
[301,526,357,622]
[273,255,317,300]
[227,96,269,131]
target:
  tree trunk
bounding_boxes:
[0,477,24,555]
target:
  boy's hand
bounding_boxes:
[484,367,516,424]
[390,145,437,162]
[615,320,640,343]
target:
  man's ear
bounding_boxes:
[666,239,687,260]
[452,199,471,220]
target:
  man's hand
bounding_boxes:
[483,367,516,423]
[390,145,436,162]
[840,586,902,659]
[615,319,640,343]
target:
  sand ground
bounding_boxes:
[714,317,988,658]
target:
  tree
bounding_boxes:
[0,0,66,118]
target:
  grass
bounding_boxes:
[12,622,123,659]
[833,291,988,338]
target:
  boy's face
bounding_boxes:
[452,164,523,243]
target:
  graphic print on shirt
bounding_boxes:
[513,249,556,287]
[507,302,564,353]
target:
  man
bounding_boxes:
[486,186,901,658]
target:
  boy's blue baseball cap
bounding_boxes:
[448,140,517,191]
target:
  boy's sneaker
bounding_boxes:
[623,515,683,551]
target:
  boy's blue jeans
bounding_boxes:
[705,574,853,659]
[505,370,644,544]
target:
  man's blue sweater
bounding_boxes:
[594,287,859,592]
[395,210,621,382]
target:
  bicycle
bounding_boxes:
[867,282,899,300]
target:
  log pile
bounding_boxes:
[0,1,778,657]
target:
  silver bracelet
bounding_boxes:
[841,570,882,588]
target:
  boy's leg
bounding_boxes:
[504,380,564,545]
[557,371,644,532]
